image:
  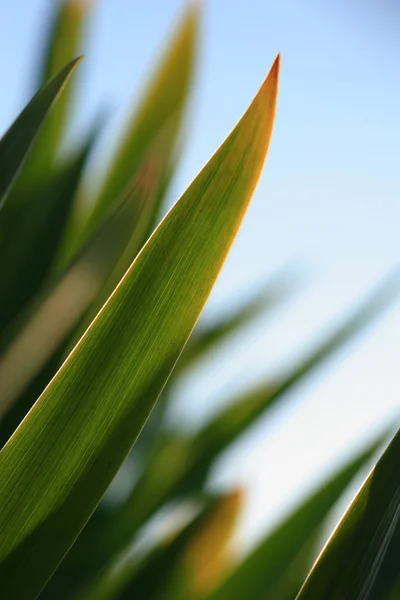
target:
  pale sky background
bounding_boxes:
[0,0,399,553]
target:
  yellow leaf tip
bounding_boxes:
[255,54,280,102]
[269,53,280,81]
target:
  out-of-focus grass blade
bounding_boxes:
[210,431,390,600]
[91,270,400,557]
[82,3,198,238]
[178,267,298,372]
[127,266,299,459]
[0,150,160,421]
[0,123,99,346]
[79,491,242,600]
[0,57,279,598]
[160,490,242,600]
[74,119,178,337]
[0,58,81,210]
[18,0,91,185]
[0,345,65,450]
[296,428,400,600]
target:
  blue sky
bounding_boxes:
[1,0,399,551]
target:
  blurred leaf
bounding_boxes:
[82,2,199,240]
[178,267,299,372]
[210,430,390,600]
[0,343,66,449]
[296,427,400,600]
[79,490,243,600]
[0,57,279,598]
[0,58,81,210]
[76,118,180,334]
[0,122,99,346]
[162,489,242,600]
[18,0,91,186]
[0,148,162,421]
[130,266,300,460]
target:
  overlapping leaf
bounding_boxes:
[79,490,242,600]
[0,148,166,423]
[17,0,91,186]
[0,58,80,210]
[0,124,99,346]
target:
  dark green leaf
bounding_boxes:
[0,148,162,421]
[210,430,391,600]
[0,122,99,346]
[296,427,400,600]
[0,58,80,210]
[79,491,242,600]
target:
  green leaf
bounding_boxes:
[82,2,199,239]
[129,266,300,460]
[0,58,81,210]
[210,430,390,600]
[18,0,91,185]
[0,56,279,598]
[79,490,242,600]
[296,427,400,600]
[0,122,99,346]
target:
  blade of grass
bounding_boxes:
[79,491,242,600]
[81,2,199,240]
[210,429,391,600]
[18,0,91,186]
[126,266,300,459]
[178,266,299,372]
[0,56,279,598]
[0,58,81,210]
[296,427,400,600]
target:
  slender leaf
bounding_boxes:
[79,491,242,600]
[0,56,279,598]
[19,0,91,185]
[296,427,400,600]
[83,2,199,239]
[178,267,299,372]
[210,430,390,600]
[0,58,81,210]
